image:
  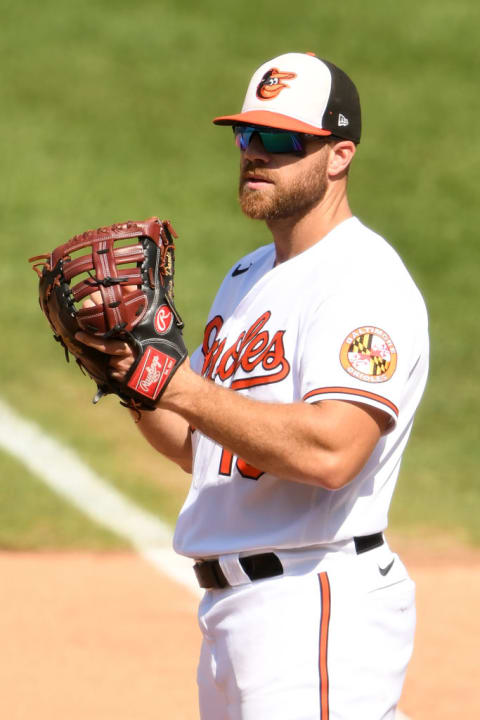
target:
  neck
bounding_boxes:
[268,184,352,265]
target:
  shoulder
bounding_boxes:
[343,218,410,272]
[338,217,403,262]
[301,218,428,335]
[338,218,426,305]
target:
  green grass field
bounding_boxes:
[1,0,479,548]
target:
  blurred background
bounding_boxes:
[1,0,479,551]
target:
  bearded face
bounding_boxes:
[238,143,330,221]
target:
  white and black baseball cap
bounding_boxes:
[213,52,361,144]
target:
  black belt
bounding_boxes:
[193,533,384,589]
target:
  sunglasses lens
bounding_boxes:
[234,126,305,153]
[234,127,254,151]
[261,133,304,153]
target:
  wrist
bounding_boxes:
[159,357,197,413]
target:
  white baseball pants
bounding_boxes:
[196,541,415,720]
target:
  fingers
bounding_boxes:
[82,286,137,309]
[108,355,135,380]
[83,290,103,308]
[82,298,99,309]
[75,331,135,381]
[75,331,132,357]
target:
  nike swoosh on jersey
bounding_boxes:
[378,559,395,576]
[231,263,252,277]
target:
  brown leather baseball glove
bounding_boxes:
[29,217,187,413]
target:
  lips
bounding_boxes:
[242,173,274,186]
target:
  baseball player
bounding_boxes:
[78,52,429,719]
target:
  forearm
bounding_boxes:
[161,364,378,488]
[73,331,193,472]
[132,405,192,473]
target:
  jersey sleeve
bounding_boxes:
[298,288,424,430]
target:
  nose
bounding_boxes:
[242,132,270,163]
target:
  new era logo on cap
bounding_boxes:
[213,52,361,144]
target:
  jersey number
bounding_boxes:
[219,448,264,480]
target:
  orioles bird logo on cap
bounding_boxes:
[256,68,297,100]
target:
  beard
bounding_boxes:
[238,150,329,221]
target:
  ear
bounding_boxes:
[327,140,356,178]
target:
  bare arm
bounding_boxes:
[161,362,389,490]
[75,331,388,488]
[132,403,192,473]
[75,331,193,473]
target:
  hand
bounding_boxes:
[74,331,135,382]
[32,217,187,412]
[75,285,137,381]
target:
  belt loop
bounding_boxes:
[218,554,252,586]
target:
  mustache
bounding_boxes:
[240,164,275,184]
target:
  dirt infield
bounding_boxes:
[398,536,480,719]
[0,553,199,719]
[1,539,478,719]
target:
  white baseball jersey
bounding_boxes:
[173,216,429,558]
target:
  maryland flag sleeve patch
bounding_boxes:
[339,326,397,383]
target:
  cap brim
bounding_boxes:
[212,110,332,136]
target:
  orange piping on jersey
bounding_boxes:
[318,572,331,720]
[303,387,399,417]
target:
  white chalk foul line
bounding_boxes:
[0,398,410,719]
[0,398,201,596]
